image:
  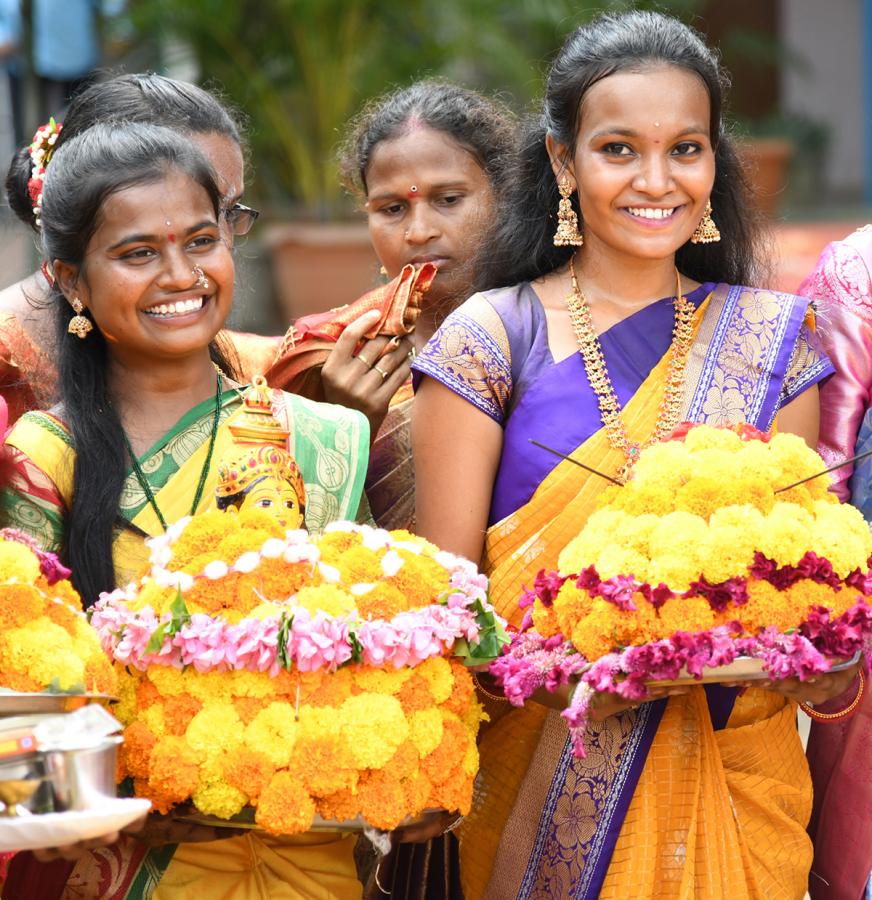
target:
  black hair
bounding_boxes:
[40,122,233,606]
[6,73,243,232]
[338,79,517,201]
[473,10,760,292]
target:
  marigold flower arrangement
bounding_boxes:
[91,511,506,834]
[490,424,872,756]
[0,529,116,695]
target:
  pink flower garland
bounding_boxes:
[491,600,872,758]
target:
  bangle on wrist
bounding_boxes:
[800,669,865,723]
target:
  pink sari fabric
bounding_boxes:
[800,227,872,899]
[799,227,872,500]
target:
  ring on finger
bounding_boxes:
[373,364,389,380]
[356,353,373,369]
[407,347,417,361]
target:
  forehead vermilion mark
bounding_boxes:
[168,233,177,243]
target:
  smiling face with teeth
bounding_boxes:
[548,65,715,265]
[56,168,234,367]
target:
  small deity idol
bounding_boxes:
[215,376,307,530]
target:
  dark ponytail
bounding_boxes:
[473,10,761,292]
[41,123,230,605]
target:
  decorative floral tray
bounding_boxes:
[0,692,116,717]
[646,652,860,687]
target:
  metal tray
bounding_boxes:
[646,651,860,687]
[0,693,116,717]
[173,805,447,833]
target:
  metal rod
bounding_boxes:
[529,439,624,486]
[774,445,872,493]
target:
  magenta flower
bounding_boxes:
[597,574,638,611]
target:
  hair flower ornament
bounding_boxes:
[27,118,63,228]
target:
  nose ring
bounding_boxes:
[192,266,209,290]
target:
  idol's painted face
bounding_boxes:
[365,125,494,306]
[550,64,716,263]
[57,169,234,369]
[239,475,304,529]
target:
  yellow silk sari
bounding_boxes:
[451,289,816,900]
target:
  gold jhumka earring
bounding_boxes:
[67,298,92,339]
[690,200,721,244]
[553,175,584,247]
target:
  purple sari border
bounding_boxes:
[573,700,666,900]
[515,700,667,900]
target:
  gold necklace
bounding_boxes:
[566,258,695,480]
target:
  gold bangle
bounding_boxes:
[800,669,865,722]
[473,672,508,703]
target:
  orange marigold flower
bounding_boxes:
[355,583,410,620]
[83,657,116,695]
[223,747,275,800]
[136,679,162,709]
[238,557,316,607]
[402,771,432,817]
[170,511,239,569]
[442,663,475,718]
[0,585,45,629]
[164,694,204,735]
[236,509,286,537]
[356,769,409,830]
[396,674,435,714]
[148,736,201,809]
[303,667,354,708]
[384,739,419,780]
[388,555,449,605]
[316,787,362,824]
[255,771,316,836]
[184,573,243,617]
[420,717,468,785]
[429,767,473,816]
[287,736,357,798]
[232,696,267,726]
[122,721,158,779]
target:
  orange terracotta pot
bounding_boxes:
[265,222,380,324]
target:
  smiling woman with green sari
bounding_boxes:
[0,123,368,899]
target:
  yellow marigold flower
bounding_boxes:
[351,666,411,696]
[248,601,287,621]
[293,585,356,618]
[236,508,286,537]
[462,739,479,778]
[459,699,488,732]
[223,747,275,801]
[114,668,140,725]
[0,539,41,583]
[408,708,443,756]
[594,545,650,583]
[389,553,450,606]
[683,424,743,453]
[193,759,247,820]
[141,703,166,739]
[148,736,201,811]
[131,580,175,615]
[186,702,244,762]
[341,694,408,769]
[227,669,279,700]
[244,703,298,768]
[183,669,238,704]
[809,501,872,578]
[553,582,595,639]
[0,619,84,691]
[256,771,316,835]
[558,509,627,572]
[416,657,454,704]
[757,503,814,568]
[146,666,186,697]
[333,545,384,586]
[613,513,661,558]
[169,511,239,570]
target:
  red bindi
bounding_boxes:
[407,185,419,200]
[168,233,177,243]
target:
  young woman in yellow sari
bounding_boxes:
[0,122,368,899]
[412,12,856,900]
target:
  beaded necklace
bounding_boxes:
[566,258,695,480]
[122,372,223,531]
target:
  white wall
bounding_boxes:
[780,0,864,198]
